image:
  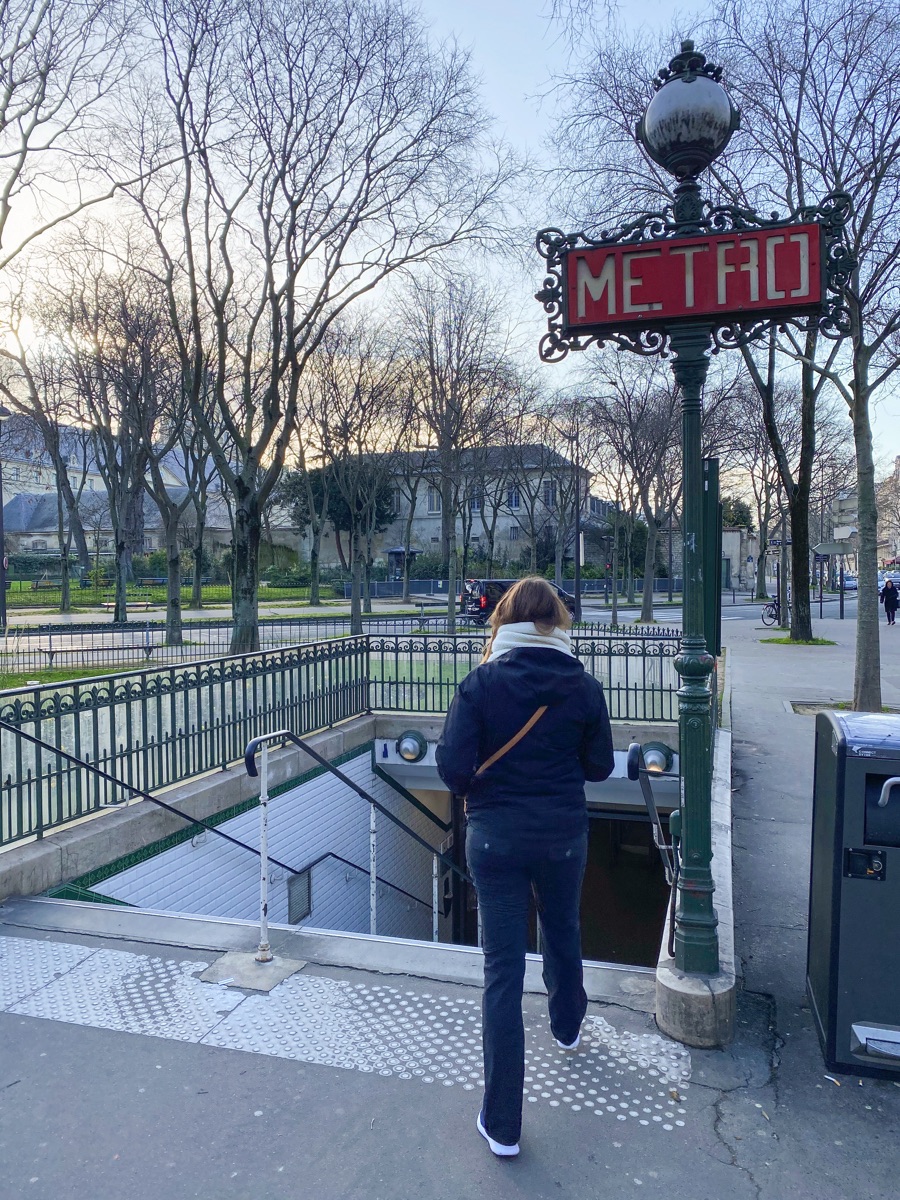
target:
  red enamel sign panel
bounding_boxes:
[563,222,824,332]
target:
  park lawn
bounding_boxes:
[0,665,131,692]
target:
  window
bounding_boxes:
[391,486,402,516]
[507,488,520,510]
[430,536,440,543]
[426,485,442,514]
[469,490,482,512]
[509,525,520,541]
[543,482,557,509]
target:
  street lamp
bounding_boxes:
[633,42,739,976]
[0,403,10,633]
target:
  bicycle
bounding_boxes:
[761,600,791,626]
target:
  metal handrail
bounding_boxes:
[0,717,305,877]
[296,848,430,910]
[245,730,471,885]
[0,719,441,952]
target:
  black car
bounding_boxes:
[458,578,577,625]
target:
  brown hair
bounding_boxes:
[480,576,571,663]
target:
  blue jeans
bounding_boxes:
[466,826,589,1146]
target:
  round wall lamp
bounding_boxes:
[641,741,676,774]
[396,730,428,763]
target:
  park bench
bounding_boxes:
[37,640,158,668]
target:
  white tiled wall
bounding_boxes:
[99,747,441,941]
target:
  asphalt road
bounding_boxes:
[580,594,861,624]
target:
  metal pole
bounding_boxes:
[573,411,582,624]
[819,562,824,620]
[432,854,439,942]
[668,318,719,976]
[255,741,273,963]
[839,561,845,620]
[369,803,377,935]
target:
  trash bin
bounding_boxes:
[807,712,900,1077]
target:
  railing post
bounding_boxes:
[369,803,377,935]
[432,853,439,942]
[255,741,273,963]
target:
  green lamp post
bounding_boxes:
[635,42,740,975]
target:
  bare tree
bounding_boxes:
[707,0,900,701]
[315,320,407,633]
[0,0,133,271]
[45,252,154,622]
[123,0,516,651]
[405,272,517,631]
[0,291,94,589]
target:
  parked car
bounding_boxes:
[459,578,577,625]
[843,575,858,591]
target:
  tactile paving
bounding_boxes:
[0,936,96,1008]
[0,935,692,1130]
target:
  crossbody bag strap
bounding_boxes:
[473,705,549,778]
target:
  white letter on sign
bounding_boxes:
[790,232,810,298]
[576,255,616,318]
[717,241,736,304]
[622,249,663,313]
[739,238,760,301]
[766,236,785,300]
[671,245,708,308]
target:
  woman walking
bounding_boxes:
[436,577,614,1157]
[881,578,898,625]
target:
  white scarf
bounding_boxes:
[486,621,575,662]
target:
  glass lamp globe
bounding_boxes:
[637,41,739,179]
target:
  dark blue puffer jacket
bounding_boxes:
[435,647,615,845]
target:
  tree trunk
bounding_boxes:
[191,531,204,610]
[554,534,564,589]
[779,517,789,627]
[56,489,71,615]
[626,526,635,604]
[852,375,881,711]
[402,504,415,604]
[350,528,363,636]
[114,536,128,623]
[363,546,373,615]
[611,519,620,626]
[309,526,322,607]
[755,494,770,600]
[789,490,813,639]
[447,526,457,634]
[165,525,183,645]
[230,498,261,652]
[639,517,658,623]
[334,527,348,571]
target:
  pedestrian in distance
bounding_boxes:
[435,576,615,1158]
[881,578,898,626]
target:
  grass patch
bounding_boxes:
[0,665,134,691]
[760,636,837,646]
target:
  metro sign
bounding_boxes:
[562,222,824,334]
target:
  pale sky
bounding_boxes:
[417,0,900,472]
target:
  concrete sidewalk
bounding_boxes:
[1,616,898,1199]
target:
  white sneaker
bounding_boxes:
[555,1033,580,1050]
[476,1111,519,1157]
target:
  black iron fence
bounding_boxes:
[0,627,681,849]
[0,614,681,679]
[0,638,367,846]
[367,632,680,722]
